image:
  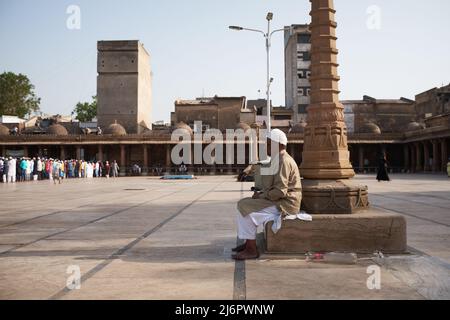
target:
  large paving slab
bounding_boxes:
[0,174,449,299]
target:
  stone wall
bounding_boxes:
[342,100,416,134]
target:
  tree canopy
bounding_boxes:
[73,96,97,122]
[0,72,41,118]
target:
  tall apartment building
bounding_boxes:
[97,40,152,134]
[284,24,311,123]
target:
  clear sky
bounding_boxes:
[1,0,449,122]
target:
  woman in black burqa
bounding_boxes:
[376,153,390,182]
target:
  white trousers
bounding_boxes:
[237,205,280,240]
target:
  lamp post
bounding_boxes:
[229,13,289,132]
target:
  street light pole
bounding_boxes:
[265,14,272,131]
[229,12,288,132]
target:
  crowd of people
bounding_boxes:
[0,157,120,184]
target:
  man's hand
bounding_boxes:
[252,192,260,199]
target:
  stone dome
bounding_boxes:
[175,122,193,135]
[236,122,251,132]
[105,123,127,136]
[406,121,425,132]
[290,121,307,133]
[359,122,381,134]
[46,124,68,135]
[0,124,9,136]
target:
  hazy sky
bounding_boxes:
[1,0,449,122]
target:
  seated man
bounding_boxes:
[232,129,302,260]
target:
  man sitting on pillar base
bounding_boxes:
[233,129,302,260]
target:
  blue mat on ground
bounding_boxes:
[160,175,195,180]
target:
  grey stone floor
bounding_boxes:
[0,174,449,300]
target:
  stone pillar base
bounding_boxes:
[265,209,406,254]
[301,167,356,180]
[301,179,369,215]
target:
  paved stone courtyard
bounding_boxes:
[0,174,449,300]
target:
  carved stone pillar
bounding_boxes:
[432,140,439,173]
[299,0,367,214]
[165,144,171,169]
[142,144,148,175]
[120,145,126,176]
[358,145,364,173]
[410,144,416,173]
[300,1,354,180]
[441,139,448,173]
[403,144,409,173]
[423,141,431,172]
[60,146,66,160]
[98,145,103,162]
[76,146,81,160]
[415,143,422,172]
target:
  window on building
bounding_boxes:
[303,52,311,61]
[274,115,292,120]
[297,88,304,95]
[298,69,310,79]
[297,51,311,60]
[306,89,311,96]
[297,34,311,44]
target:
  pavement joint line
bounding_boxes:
[0,180,138,215]
[233,237,246,301]
[49,181,225,300]
[370,193,450,211]
[0,186,194,255]
[371,204,450,228]
[0,187,158,229]
[232,180,247,301]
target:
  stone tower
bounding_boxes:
[301,0,354,179]
[300,0,368,214]
[97,40,152,134]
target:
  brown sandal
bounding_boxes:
[231,243,246,252]
[232,250,260,260]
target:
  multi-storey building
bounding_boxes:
[284,24,311,123]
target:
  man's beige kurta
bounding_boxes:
[238,150,302,217]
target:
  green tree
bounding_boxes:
[0,72,41,118]
[73,96,97,122]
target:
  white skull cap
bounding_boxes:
[267,129,288,146]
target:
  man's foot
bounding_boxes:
[232,250,260,260]
[231,240,259,260]
[231,243,246,252]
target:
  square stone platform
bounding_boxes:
[265,209,407,254]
